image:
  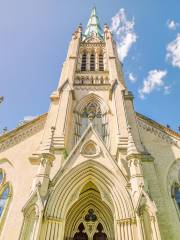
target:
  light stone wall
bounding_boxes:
[138,124,180,239]
[0,128,44,240]
[1,113,178,240]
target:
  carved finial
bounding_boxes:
[2,127,8,134]
[50,126,55,151]
[51,126,55,135]
[104,23,109,29]
[0,96,4,104]
[104,24,109,33]
[127,126,139,155]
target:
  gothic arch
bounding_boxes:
[0,176,12,234]
[167,160,180,215]
[41,160,135,240]
[64,181,114,240]
[167,160,180,188]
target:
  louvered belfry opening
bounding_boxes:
[81,52,87,71]
[90,53,95,71]
[99,53,104,71]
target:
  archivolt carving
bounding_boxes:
[64,188,114,240]
[46,160,133,220]
[40,161,136,240]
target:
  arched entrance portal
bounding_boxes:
[64,182,114,240]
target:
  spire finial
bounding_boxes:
[83,7,103,40]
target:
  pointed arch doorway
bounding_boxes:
[64,182,114,240]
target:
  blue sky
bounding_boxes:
[0,0,179,132]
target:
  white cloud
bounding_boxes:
[128,72,137,82]
[164,85,171,95]
[166,34,180,68]
[24,116,37,121]
[167,20,180,30]
[139,70,167,99]
[17,115,37,127]
[111,8,137,62]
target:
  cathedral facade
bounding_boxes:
[0,8,180,240]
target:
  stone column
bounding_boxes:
[116,219,134,240]
[150,215,161,240]
[138,212,146,240]
[53,85,73,150]
[77,53,82,71]
[127,127,144,205]
[32,153,55,197]
[87,52,90,71]
[32,208,43,240]
[43,218,64,240]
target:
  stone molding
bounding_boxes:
[74,71,109,85]
[45,216,63,224]
[0,114,47,153]
[74,85,110,91]
[80,43,105,48]
[137,114,180,147]
[116,217,136,224]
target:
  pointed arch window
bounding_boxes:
[0,168,11,234]
[172,183,180,210]
[81,102,103,136]
[90,53,95,71]
[75,100,108,144]
[81,52,87,71]
[0,171,3,185]
[175,188,180,209]
[99,53,104,71]
[0,186,10,217]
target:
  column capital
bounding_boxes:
[40,153,55,166]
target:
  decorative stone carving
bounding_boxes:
[137,118,179,147]
[0,115,46,153]
[80,141,101,157]
[85,209,97,222]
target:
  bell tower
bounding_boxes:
[19,7,162,240]
[34,6,134,159]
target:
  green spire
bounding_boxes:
[84,7,103,40]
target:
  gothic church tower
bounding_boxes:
[0,8,180,240]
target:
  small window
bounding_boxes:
[81,53,87,71]
[90,53,95,71]
[0,186,9,217]
[175,187,180,209]
[99,53,104,71]
[0,171,3,184]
